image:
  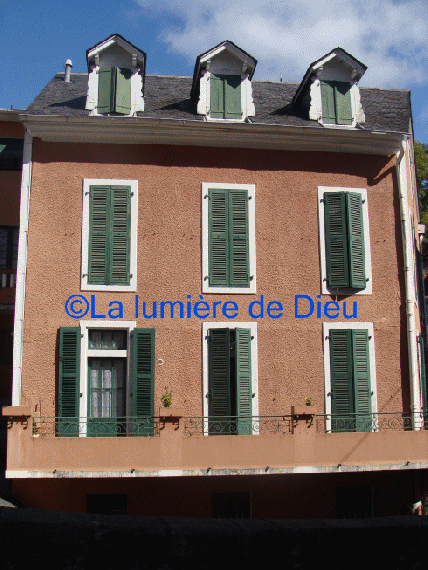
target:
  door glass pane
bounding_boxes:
[89,358,126,418]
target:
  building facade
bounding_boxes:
[3,36,428,518]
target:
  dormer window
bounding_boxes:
[85,35,146,117]
[191,41,257,122]
[293,48,366,128]
[320,81,352,125]
[210,75,241,119]
[98,67,132,115]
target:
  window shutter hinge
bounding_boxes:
[248,196,252,200]
[252,393,255,398]
[81,334,84,338]
[204,276,209,281]
[131,192,134,196]
[320,198,325,203]
[204,194,209,199]
[82,274,88,278]
[325,335,331,340]
[368,336,372,340]
[251,336,254,340]
[85,191,90,196]
[362,199,365,203]
[327,392,332,397]
[80,393,82,398]
[366,278,369,282]
[130,274,133,279]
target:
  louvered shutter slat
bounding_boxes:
[58,327,80,437]
[325,192,349,288]
[132,329,155,436]
[89,187,108,283]
[209,189,229,286]
[352,330,372,432]
[110,187,131,284]
[208,328,231,434]
[236,328,252,435]
[230,190,250,287]
[330,329,354,432]
[346,192,366,289]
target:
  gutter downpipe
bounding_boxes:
[396,136,421,427]
[12,131,33,406]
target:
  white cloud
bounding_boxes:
[134,0,428,87]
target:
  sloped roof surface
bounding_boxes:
[24,73,412,134]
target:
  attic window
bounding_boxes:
[210,75,242,119]
[98,67,132,115]
[321,81,352,125]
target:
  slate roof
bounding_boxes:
[24,73,412,134]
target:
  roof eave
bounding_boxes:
[19,114,406,156]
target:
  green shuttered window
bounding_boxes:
[58,327,155,437]
[98,67,132,115]
[208,188,250,288]
[208,328,252,435]
[418,335,427,419]
[210,75,242,119]
[321,81,353,125]
[329,328,372,432]
[324,191,366,289]
[88,185,131,286]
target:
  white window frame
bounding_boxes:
[322,321,378,433]
[79,320,136,436]
[202,182,256,294]
[202,321,259,435]
[318,186,372,295]
[81,178,138,292]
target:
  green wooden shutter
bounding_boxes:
[321,81,336,124]
[209,189,229,286]
[208,328,231,434]
[98,68,114,113]
[334,82,353,125]
[418,335,428,420]
[235,328,252,435]
[210,75,225,118]
[132,328,155,436]
[346,192,366,289]
[115,68,132,114]
[330,329,354,432]
[110,186,131,284]
[230,190,250,287]
[324,192,350,288]
[58,327,81,437]
[352,330,372,432]
[88,186,108,284]
[224,75,241,119]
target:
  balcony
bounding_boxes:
[3,407,428,478]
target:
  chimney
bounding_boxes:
[64,59,73,82]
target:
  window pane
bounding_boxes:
[88,330,126,349]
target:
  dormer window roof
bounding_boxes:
[293,48,367,127]
[191,41,257,121]
[85,34,146,117]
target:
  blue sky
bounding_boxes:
[1,0,427,142]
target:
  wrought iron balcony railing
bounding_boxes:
[182,416,293,436]
[32,416,161,437]
[31,412,427,437]
[316,412,428,433]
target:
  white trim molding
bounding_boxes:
[12,132,33,406]
[81,178,138,292]
[318,186,372,295]
[202,321,259,433]
[202,182,256,294]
